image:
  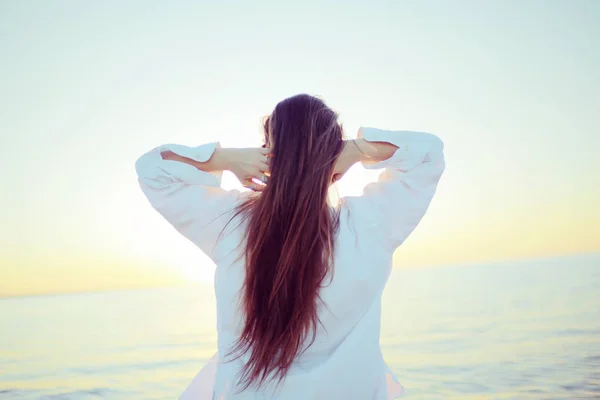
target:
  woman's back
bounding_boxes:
[135,95,445,399]
[209,201,400,399]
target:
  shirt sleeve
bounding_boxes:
[342,127,445,252]
[135,142,246,263]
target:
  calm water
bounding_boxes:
[1,254,599,399]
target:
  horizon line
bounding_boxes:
[2,251,598,300]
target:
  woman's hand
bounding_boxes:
[332,138,398,183]
[161,147,271,191]
[217,147,271,192]
[332,140,363,183]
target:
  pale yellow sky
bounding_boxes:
[1,1,599,297]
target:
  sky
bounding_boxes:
[1,0,599,297]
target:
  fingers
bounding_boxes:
[260,148,273,167]
[241,165,269,190]
[237,148,272,191]
[260,152,271,174]
[260,161,270,174]
[243,178,266,192]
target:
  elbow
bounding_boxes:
[421,133,444,161]
[428,133,444,152]
[134,148,159,181]
[429,134,444,161]
[134,145,165,178]
[433,151,446,180]
[423,139,445,176]
[413,131,444,153]
[134,154,147,178]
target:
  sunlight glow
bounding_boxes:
[1,1,598,296]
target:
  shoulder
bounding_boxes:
[337,197,390,251]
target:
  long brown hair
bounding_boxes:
[226,94,344,390]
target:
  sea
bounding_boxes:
[1,253,599,399]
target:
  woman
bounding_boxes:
[135,94,445,399]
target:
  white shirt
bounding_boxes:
[135,127,445,399]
